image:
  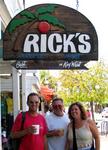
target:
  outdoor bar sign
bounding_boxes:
[3,3,98,69]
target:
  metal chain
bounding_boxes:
[23,0,25,9]
[76,0,79,10]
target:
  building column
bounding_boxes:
[12,67,20,120]
[22,70,28,111]
[0,77,2,148]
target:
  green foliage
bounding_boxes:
[35,4,57,15]
[39,70,49,85]
[39,61,108,107]
[39,13,65,29]
[7,4,65,33]
[20,10,36,19]
[39,70,57,89]
[56,61,108,105]
[7,18,32,33]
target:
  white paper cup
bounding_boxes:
[59,128,64,136]
[32,125,40,135]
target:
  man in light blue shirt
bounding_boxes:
[45,98,69,150]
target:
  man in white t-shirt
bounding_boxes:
[45,98,70,150]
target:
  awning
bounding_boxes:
[40,85,54,102]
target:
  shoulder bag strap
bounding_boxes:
[72,120,78,150]
[21,112,26,130]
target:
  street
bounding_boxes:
[94,113,108,149]
[100,135,108,150]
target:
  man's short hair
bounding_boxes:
[52,97,63,103]
[27,92,40,104]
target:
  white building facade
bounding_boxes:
[0,0,40,148]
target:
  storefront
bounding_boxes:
[0,1,40,147]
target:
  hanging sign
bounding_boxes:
[12,60,88,70]
[3,3,98,68]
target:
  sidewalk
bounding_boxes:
[100,135,108,150]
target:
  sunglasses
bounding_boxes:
[53,104,62,109]
[29,101,39,104]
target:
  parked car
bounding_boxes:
[101,107,108,118]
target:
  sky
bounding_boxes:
[24,0,108,64]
